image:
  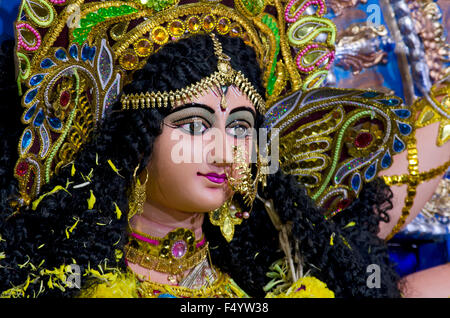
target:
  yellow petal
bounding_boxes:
[23,276,30,291]
[343,221,356,229]
[107,159,124,178]
[87,190,96,209]
[113,202,122,220]
[66,217,80,239]
[340,235,352,249]
[32,185,70,210]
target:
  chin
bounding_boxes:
[193,192,226,212]
[182,182,228,211]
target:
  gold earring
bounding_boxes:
[209,196,249,243]
[209,145,269,242]
[128,165,149,221]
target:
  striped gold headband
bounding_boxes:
[120,33,265,113]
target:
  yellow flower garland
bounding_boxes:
[266,276,335,298]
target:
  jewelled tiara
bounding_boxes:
[120,33,266,113]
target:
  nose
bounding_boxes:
[206,134,254,176]
[205,127,235,165]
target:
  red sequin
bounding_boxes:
[337,199,351,211]
[16,161,29,176]
[354,132,373,148]
[60,90,71,107]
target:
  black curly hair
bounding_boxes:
[0,34,401,298]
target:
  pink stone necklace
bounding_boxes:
[124,227,209,277]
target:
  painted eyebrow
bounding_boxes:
[169,103,215,114]
[229,106,256,120]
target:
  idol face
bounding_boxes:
[146,86,257,213]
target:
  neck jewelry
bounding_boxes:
[124,227,208,278]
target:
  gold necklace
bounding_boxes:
[136,268,249,298]
[124,227,208,276]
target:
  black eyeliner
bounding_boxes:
[228,119,253,127]
[172,115,212,126]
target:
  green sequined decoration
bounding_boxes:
[261,14,280,96]
[241,0,265,16]
[135,0,176,12]
[73,5,138,45]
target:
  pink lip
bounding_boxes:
[198,172,227,184]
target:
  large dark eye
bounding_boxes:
[227,122,252,139]
[179,119,208,135]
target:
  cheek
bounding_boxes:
[148,131,228,211]
[151,132,197,189]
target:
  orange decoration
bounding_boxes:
[202,15,216,31]
[187,16,201,33]
[229,24,242,37]
[168,20,185,37]
[120,50,139,70]
[152,26,169,45]
[134,39,153,57]
[216,17,230,35]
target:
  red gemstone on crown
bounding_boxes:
[354,132,373,148]
[60,90,71,107]
[337,199,351,211]
[16,161,29,176]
